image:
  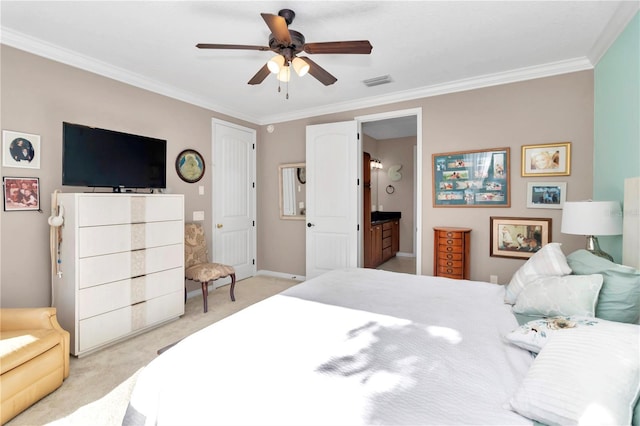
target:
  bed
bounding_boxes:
[124,260,640,426]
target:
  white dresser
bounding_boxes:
[52,193,185,356]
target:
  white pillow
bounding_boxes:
[512,274,603,317]
[510,321,640,426]
[505,316,600,353]
[505,242,572,304]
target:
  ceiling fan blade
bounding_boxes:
[247,64,271,85]
[303,40,372,55]
[196,43,270,51]
[299,57,337,86]
[261,13,291,44]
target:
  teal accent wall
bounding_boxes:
[594,12,640,263]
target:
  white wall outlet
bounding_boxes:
[193,211,205,221]
[490,275,498,284]
[379,205,384,211]
[198,185,204,195]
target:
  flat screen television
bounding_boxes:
[62,122,167,191]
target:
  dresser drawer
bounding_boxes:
[78,244,183,289]
[78,195,183,227]
[79,220,183,257]
[439,251,462,261]
[440,230,463,239]
[439,244,463,254]
[382,221,393,231]
[438,236,463,246]
[438,258,463,268]
[437,265,464,276]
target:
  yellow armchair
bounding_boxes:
[0,307,70,424]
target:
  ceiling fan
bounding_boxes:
[196,9,372,87]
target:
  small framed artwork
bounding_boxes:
[3,177,40,211]
[432,147,510,207]
[521,142,571,176]
[526,182,567,209]
[2,130,41,169]
[490,216,552,259]
[175,149,205,183]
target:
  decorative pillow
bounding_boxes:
[512,274,603,317]
[567,249,640,324]
[505,243,572,304]
[505,316,600,353]
[510,321,640,426]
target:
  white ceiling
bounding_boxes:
[1,1,638,128]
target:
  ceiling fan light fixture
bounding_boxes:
[277,66,291,82]
[292,57,310,77]
[267,55,285,73]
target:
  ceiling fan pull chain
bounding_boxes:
[286,80,289,100]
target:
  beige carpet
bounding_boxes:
[8,275,300,426]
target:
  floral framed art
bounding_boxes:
[521,142,571,177]
[490,216,552,259]
[2,130,41,169]
[432,147,510,207]
[526,182,567,209]
[3,177,40,211]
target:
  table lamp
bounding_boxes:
[561,200,623,261]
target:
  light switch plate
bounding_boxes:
[198,185,204,195]
[193,211,205,221]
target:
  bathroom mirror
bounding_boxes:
[278,162,306,220]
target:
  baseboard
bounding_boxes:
[257,270,306,281]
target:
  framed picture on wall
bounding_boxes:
[432,147,510,207]
[490,216,552,259]
[2,130,41,169]
[3,177,40,211]
[526,182,567,209]
[521,142,571,176]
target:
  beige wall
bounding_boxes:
[0,46,256,307]
[257,71,594,282]
[1,45,594,307]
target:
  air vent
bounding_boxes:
[363,75,392,87]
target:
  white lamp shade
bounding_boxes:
[561,201,623,236]
[277,66,291,82]
[292,57,310,77]
[267,55,284,74]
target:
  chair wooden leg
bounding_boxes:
[229,273,236,302]
[201,281,209,313]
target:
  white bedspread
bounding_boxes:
[124,268,534,425]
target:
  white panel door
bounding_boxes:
[306,121,359,279]
[212,119,257,281]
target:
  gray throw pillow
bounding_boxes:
[566,250,640,324]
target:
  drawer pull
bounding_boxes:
[446,239,453,245]
[446,232,453,237]
[446,261,453,266]
[446,254,453,259]
[446,247,453,252]
[446,269,453,274]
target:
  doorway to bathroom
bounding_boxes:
[357,108,422,275]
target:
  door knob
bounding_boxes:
[307,223,315,228]
[217,224,223,228]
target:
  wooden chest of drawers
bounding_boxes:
[433,227,471,280]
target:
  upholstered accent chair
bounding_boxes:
[184,223,236,313]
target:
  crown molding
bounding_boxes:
[2,26,594,127]
[258,57,594,125]
[588,2,639,65]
